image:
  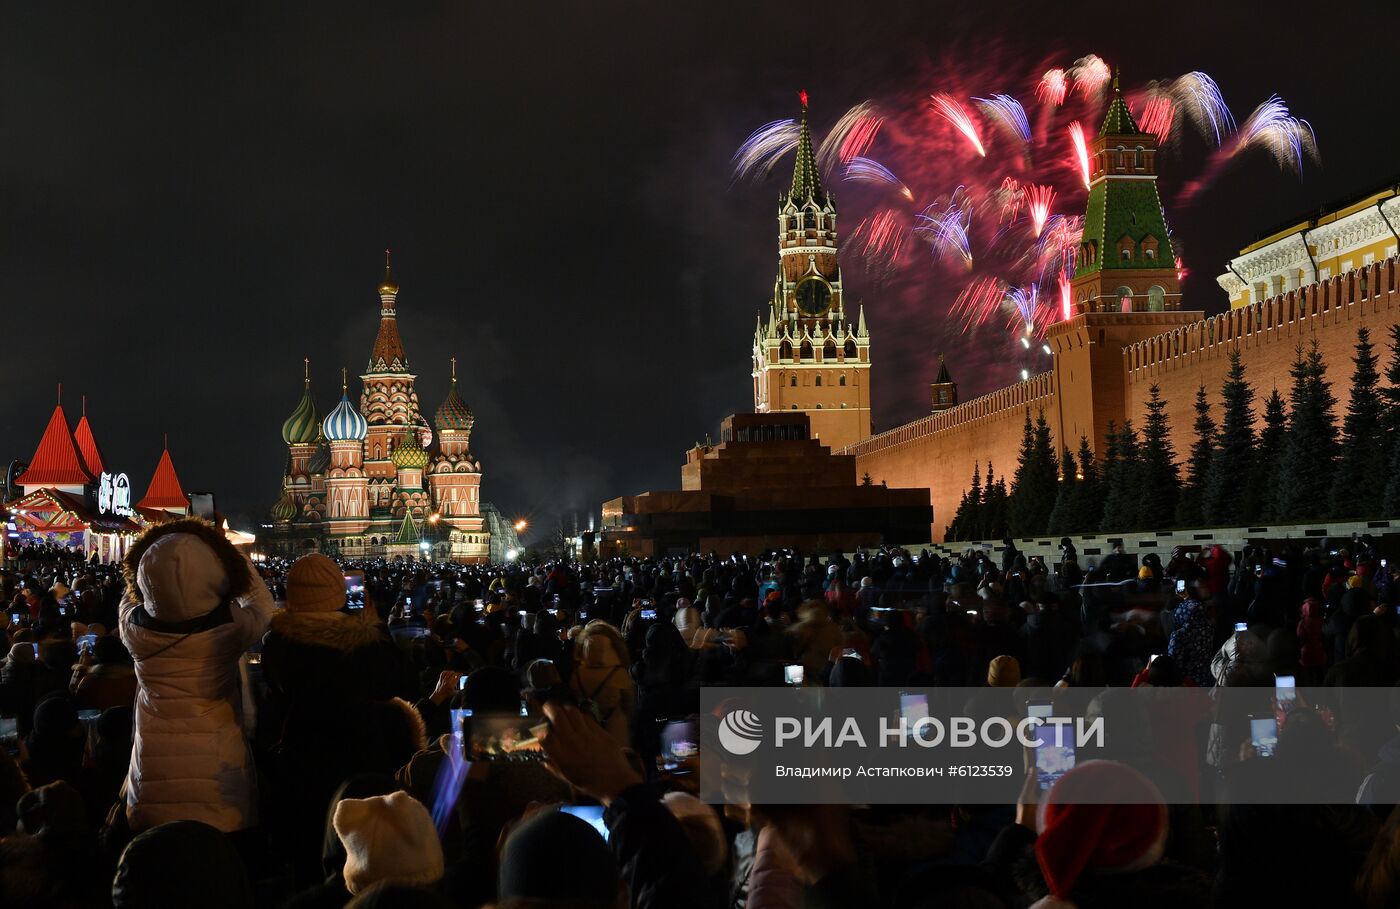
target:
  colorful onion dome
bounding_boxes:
[323,375,369,442]
[307,441,331,475]
[281,363,319,445]
[434,363,474,433]
[391,430,430,470]
[270,491,298,523]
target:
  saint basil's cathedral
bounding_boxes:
[265,254,491,562]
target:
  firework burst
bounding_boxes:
[1036,69,1068,106]
[1070,55,1111,99]
[817,101,884,174]
[731,119,799,183]
[1068,121,1091,190]
[916,188,975,268]
[1024,184,1056,238]
[975,93,1031,146]
[930,93,986,157]
[1235,95,1319,172]
[844,156,914,200]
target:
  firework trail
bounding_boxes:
[1058,274,1074,321]
[995,176,1023,223]
[1070,55,1111,99]
[1234,95,1318,172]
[1036,69,1068,106]
[1024,184,1056,238]
[1135,90,1177,145]
[975,93,1032,146]
[844,156,914,200]
[952,276,1007,332]
[731,119,799,183]
[817,101,884,174]
[1068,122,1091,189]
[1029,214,1082,279]
[916,188,975,267]
[1172,72,1235,145]
[853,208,907,269]
[930,94,986,157]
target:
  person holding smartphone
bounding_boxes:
[1166,578,1213,687]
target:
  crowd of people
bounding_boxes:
[1,517,1400,907]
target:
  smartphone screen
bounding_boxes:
[784,664,804,686]
[1026,700,1053,721]
[458,674,468,690]
[899,691,929,727]
[659,719,700,771]
[1275,675,1297,710]
[558,804,609,841]
[1250,715,1279,757]
[1234,622,1248,633]
[640,609,657,620]
[1175,579,1187,594]
[78,633,98,652]
[1035,724,1076,790]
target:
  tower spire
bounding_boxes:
[341,367,348,394]
[789,90,825,204]
[379,248,399,296]
[450,356,457,383]
[303,357,310,386]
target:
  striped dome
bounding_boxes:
[434,378,474,433]
[323,391,368,442]
[270,491,298,523]
[391,431,430,470]
[281,381,319,445]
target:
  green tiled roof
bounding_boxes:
[1077,180,1176,275]
[1099,92,1141,136]
[789,101,826,205]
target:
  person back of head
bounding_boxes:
[124,521,252,623]
[498,809,620,908]
[112,820,252,909]
[333,791,444,895]
[663,792,727,877]
[344,883,456,908]
[286,552,348,613]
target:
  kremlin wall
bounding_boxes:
[832,85,1400,544]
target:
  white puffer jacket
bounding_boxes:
[118,520,275,833]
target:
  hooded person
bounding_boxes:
[118,518,276,834]
[111,820,253,909]
[259,552,422,885]
[673,600,710,649]
[569,621,634,747]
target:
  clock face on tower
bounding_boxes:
[795,278,831,316]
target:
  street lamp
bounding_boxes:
[514,519,527,532]
[505,548,518,561]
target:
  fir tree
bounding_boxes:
[1101,421,1143,531]
[1139,384,1180,529]
[1275,340,1339,521]
[1009,409,1059,536]
[1330,327,1384,515]
[983,462,1010,539]
[1046,446,1077,535]
[1069,436,1102,533]
[1245,387,1288,522]
[1175,385,1215,527]
[947,462,983,541]
[1381,325,1400,515]
[1204,348,1255,526]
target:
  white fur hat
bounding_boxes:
[332,791,444,895]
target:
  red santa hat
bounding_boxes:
[1031,760,1168,909]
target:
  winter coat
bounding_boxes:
[604,783,711,909]
[570,634,633,746]
[257,609,423,886]
[118,519,275,834]
[1297,598,1327,669]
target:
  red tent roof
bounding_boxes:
[137,447,187,510]
[21,405,94,487]
[73,415,106,477]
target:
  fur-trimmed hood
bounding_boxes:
[123,519,251,603]
[122,518,253,622]
[268,609,386,654]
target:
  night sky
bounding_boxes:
[4,1,1396,537]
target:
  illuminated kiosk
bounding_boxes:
[5,400,191,563]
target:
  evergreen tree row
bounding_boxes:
[944,327,1397,542]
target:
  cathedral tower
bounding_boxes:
[323,369,371,535]
[428,358,489,562]
[752,93,872,450]
[280,359,324,521]
[361,251,426,511]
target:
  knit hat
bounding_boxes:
[287,553,348,613]
[1032,760,1168,908]
[333,792,444,895]
[7,642,33,665]
[987,655,1022,688]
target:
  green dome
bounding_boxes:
[270,490,298,523]
[391,431,430,470]
[281,380,319,445]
